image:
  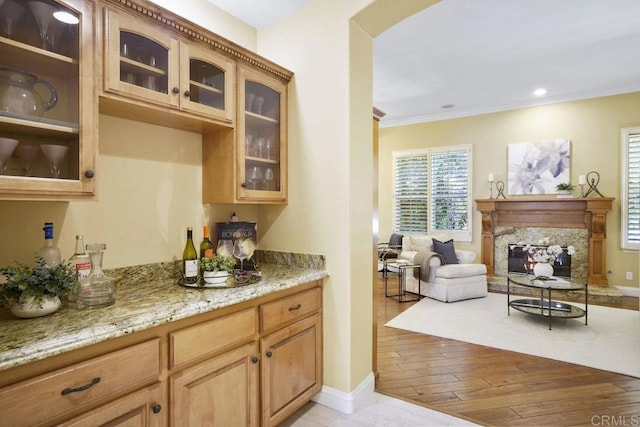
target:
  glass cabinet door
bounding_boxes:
[0,0,96,198]
[180,42,234,122]
[237,66,287,202]
[104,7,179,107]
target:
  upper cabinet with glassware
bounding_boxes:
[0,0,97,200]
[101,5,235,127]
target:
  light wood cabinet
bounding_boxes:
[203,65,288,204]
[0,0,97,200]
[102,6,235,124]
[170,342,260,426]
[0,339,161,426]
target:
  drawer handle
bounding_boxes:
[152,404,162,414]
[288,304,302,312]
[266,351,273,358]
[61,377,101,395]
[251,356,259,364]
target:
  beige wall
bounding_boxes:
[378,92,640,287]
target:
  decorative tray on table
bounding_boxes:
[178,271,261,289]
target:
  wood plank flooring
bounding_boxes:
[374,277,640,426]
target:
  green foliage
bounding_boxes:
[200,254,236,273]
[0,256,77,306]
[556,182,575,191]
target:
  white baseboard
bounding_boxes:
[616,286,640,297]
[311,372,375,414]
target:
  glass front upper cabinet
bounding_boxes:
[0,0,97,199]
[237,66,287,203]
[104,9,234,123]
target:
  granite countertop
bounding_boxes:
[0,263,327,371]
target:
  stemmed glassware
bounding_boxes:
[1,0,24,39]
[265,138,274,160]
[255,137,265,158]
[247,166,262,190]
[264,167,274,191]
[246,92,254,112]
[29,1,57,50]
[233,239,248,272]
[216,239,234,259]
[254,96,264,115]
[0,137,18,175]
[40,144,68,178]
[244,134,253,156]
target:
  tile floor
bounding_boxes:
[280,392,479,427]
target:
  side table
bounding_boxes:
[383,260,421,302]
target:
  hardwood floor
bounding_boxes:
[374,277,640,426]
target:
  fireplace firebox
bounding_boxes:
[507,245,571,277]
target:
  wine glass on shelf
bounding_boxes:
[29,1,57,50]
[1,0,25,38]
[246,92,254,113]
[40,144,68,178]
[0,137,18,175]
[15,143,39,176]
[233,239,248,272]
[247,166,262,190]
[216,239,234,259]
[255,137,265,158]
[264,167,274,191]
[244,134,253,156]
[265,138,275,160]
[254,96,264,115]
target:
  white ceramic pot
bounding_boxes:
[10,295,61,318]
[203,271,230,285]
[533,262,554,278]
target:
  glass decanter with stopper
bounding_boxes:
[77,243,116,309]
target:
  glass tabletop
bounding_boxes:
[507,274,586,291]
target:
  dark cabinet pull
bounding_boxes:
[84,170,95,179]
[61,377,101,395]
[152,404,162,414]
[241,182,247,188]
[266,351,273,358]
[171,87,180,94]
[288,304,301,311]
[251,356,259,364]
[184,90,191,97]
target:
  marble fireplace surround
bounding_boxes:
[476,198,614,286]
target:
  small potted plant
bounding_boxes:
[200,254,236,285]
[0,256,77,318]
[555,182,575,198]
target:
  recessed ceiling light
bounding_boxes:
[441,104,455,109]
[533,88,547,97]
[53,11,79,24]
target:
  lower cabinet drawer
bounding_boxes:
[0,338,161,427]
[260,287,321,332]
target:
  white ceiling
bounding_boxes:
[208,0,640,127]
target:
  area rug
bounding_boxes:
[385,293,640,378]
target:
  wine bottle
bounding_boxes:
[38,222,61,266]
[182,227,199,284]
[200,225,214,259]
[69,235,91,303]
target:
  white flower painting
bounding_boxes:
[508,139,570,195]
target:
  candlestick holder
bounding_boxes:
[489,180,494,199]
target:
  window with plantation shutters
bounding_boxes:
[622,127,640,250]
[393,145,472,242]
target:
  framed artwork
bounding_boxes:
[508,139,570,195]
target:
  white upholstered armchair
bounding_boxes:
[397,234,487,302]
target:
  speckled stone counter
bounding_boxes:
[0,262,327,372]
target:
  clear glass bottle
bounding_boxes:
[38,222,61,266]
[77,243,116,309]
[69,235,91,304]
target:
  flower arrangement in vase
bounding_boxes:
[200,254,236,285]
[0,256,76,318]
[521,237,576,277]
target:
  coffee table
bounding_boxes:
[507,274,588,330]
[383,259,421,302]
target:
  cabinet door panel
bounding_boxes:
[261,314,322,426]
[171,342,259,426]
[104,7,179,107]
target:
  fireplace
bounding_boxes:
[475,198,614,285]
[507,244,572,277]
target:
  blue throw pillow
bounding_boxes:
[433,238,458,264]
